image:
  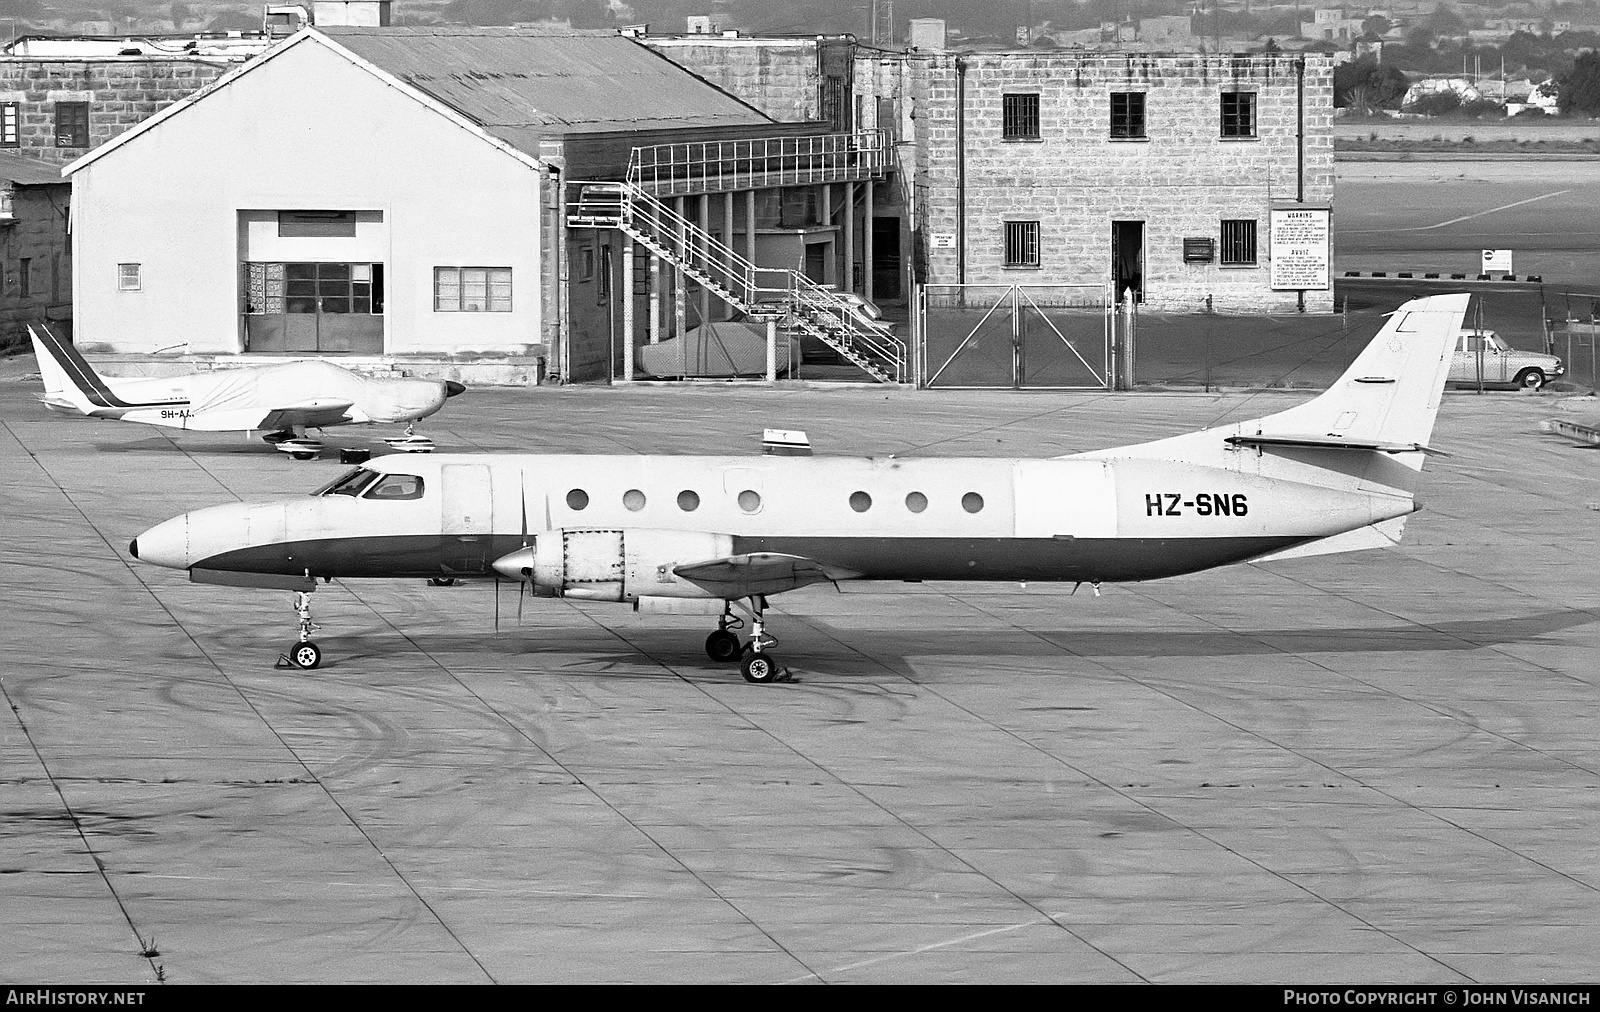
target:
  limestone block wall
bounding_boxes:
[642,38,822,124]
[0,59,231,166]
[895,52,1335,313]
[0,183,72,348]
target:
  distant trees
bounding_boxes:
[1333,55,1410,113]
[1559,51,1600,115]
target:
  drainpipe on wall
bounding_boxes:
[543,160,569,383]
[1296,56,1306,314]
[955,55,966,286]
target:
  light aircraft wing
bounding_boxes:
[258,401,357,430]
[673,553,857,598]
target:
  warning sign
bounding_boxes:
[1270,207,1331,291]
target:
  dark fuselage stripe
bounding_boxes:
[192,533,1313,584]
[35,326,188,410]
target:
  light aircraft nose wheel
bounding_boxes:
[705,629,741,663]
[291,641,322,669]
[740,652,780,683]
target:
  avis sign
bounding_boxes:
[1270,207,1331,291]
[1482,249,1513,273]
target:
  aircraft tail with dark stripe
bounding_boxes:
[28,323,102,414]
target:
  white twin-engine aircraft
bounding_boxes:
[29,324,464,457]
[130,294,1470,682]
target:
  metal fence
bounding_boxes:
[917,284,1112,390]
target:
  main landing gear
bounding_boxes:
[280,590,322,669]
[703,597,789,684]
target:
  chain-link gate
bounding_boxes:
[916,284,1112,389]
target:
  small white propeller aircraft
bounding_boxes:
[29,323,464,458]
[130,294,1470,682]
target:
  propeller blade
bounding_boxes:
[520,469,529,546]
[494,576,501,633]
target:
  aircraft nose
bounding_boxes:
[131,514,189,570]
[445,381,466,398]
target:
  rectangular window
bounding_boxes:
[1220,220,1258,266]
[118,263,142,291]
[1,103,17,147]
[18,257,29,297]
[278,210,357,238]
[578,246,595,282]
[1110,92,1145,139]
[1221,92,1257,138]
[1003,220,1041,268]
[1002,93,1040,140]
[434,267,512,312]
[54,102,88,148]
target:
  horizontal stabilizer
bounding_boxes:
[1225,434,1449,456]
[1249,516,1410,564]
[191,568,315,591]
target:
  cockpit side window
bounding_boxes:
[362,474,425,501]
[317,468,379,497]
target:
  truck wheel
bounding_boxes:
[1515,369,1545,390]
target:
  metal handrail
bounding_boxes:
[627,130,888,195]
[570,179,907,381]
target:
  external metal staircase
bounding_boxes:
[568,180,907,383]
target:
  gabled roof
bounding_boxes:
[65,26,774,177]
[323,27,774,144]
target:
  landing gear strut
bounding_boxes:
[286,590,322,669]
[704,598,787,682]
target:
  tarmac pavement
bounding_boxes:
[2,365,1598,984]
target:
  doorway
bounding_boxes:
[1111,221,1144,304]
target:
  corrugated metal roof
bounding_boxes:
[0,153,66,186]
[322,27,773,149]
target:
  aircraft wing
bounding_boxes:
[257,400,357,431]
[673,553,857,598]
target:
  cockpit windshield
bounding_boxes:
[316,468,380,497]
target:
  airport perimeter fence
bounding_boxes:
[916,284,1113,389]
[1128,283,1599,392]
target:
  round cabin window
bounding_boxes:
[962,492,985,514]
[905,491,928,513]
[623,489,647,512]
[849,491,872,513]
[737,489,762,513]
[677,490,700,512]
[566,489,589,510]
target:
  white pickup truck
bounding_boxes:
[1448,329,1564,390]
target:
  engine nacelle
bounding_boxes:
[491,529,733,602]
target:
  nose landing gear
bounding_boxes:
[277,590,322,669]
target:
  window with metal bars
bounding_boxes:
[1220,220,1257,266]
[1004,221,1041,268]
[1110,92,1145,139]
[1002,93,1040,140]
[1221,92,1257,138]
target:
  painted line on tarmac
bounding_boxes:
[1343,189,1572,233]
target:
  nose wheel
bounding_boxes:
[278,590,323,669]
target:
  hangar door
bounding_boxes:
[239,210,386,354]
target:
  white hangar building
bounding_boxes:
[64,26,891,383]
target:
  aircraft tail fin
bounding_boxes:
[28,323,100,414]
[1250,293,1470,464]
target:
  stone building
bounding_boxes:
[0,153,71,349]
[886,50,1335,313]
